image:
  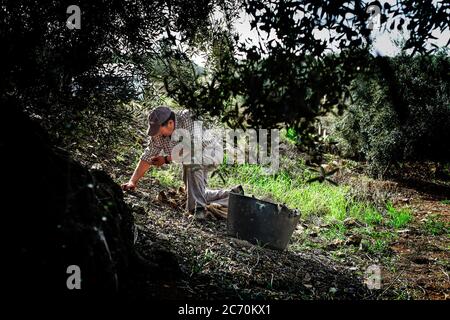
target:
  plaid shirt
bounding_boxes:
[141,109,220,164]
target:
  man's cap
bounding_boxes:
[147,106,172,136]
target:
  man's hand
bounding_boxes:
[121,180,137,191]
[150,156,166,167]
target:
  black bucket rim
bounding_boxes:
[228,192,300,217]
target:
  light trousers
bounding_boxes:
[182,164,231,211]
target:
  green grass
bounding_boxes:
[280,127,300,145]
[150,164,183,188]
[360,229,396,255]
[422,214,450,236]
[386,201,412,229]
[322,223,347,241]
[210,161,343,219]
[367,239,390,255]
[209,160,385,227]
[190,248,216,276]
[441,199,450,205]
[362,207,384,225]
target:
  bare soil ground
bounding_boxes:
[335,161,450,299]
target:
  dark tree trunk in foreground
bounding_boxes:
[2,102,180,302]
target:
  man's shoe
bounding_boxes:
[191,207,206,221]
[230,184,244,195]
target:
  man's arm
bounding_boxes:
[122,135,164,191]
[121,159,151,191]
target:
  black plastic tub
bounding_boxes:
[227,192,300,250]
